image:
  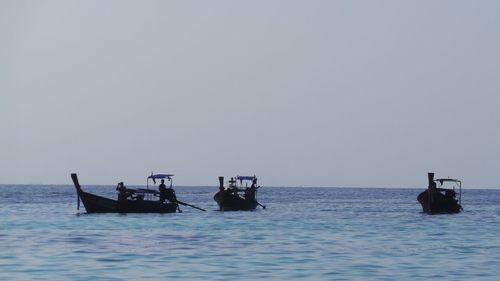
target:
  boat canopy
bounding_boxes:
[435,178,461,183]
[148,173,174,185]
[237,176,256,181]
[148,174,174,180]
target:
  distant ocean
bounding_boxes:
[1,185,499,280]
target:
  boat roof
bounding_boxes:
[148,174,174,180]
[435,178,461,183]
[237,176,256,181]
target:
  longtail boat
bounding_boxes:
[214,175,266,211]
[71,173,205,213]
[417,172,462,214]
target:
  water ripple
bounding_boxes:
[0,186,499,280]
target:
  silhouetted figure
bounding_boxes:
[159,179,176,203]
[116,182,129,201]
[159,179,167,203]
[244,178,257,200]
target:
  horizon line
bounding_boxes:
[0,183,498,190]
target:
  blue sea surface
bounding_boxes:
[0,185,499,280]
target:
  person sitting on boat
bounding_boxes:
[159,179,177,203]
[116,182,130,201]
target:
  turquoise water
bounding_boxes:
[1,185,499,280]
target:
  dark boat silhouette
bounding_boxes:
[417,172,462,214]
[214,175,265,211]
[71,173,198,213]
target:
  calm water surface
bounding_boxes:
[1,185,499,280]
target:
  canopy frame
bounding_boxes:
[236,175,256,185]
[147,173,174,189]
[435,178,462,205]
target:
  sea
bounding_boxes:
[0,185,499,280]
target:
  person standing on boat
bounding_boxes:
[159,179,177,203]
[159,179,167,203]
[244,178,257,200]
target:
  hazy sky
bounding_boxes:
[1,1,499,187]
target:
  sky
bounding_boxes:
[1,1,499,188]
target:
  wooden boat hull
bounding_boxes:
[71,173,178,214]
[417,190,461,214]
[213,191,258,211]
[79,191,117,213]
